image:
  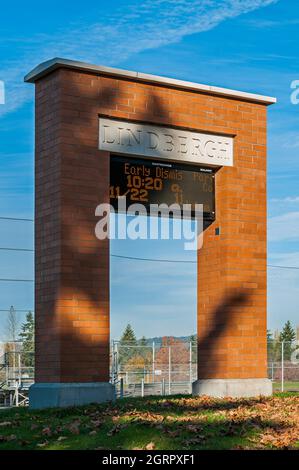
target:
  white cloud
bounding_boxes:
[270,196,299,203]
[268,211,299,242]
[0,0,278,116]
[269,250,299,266]
[245,17,299,29]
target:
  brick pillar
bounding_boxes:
[29,70,114,408]
[193,115,272,397]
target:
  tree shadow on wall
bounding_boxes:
[48,72,179,382]
[38,71,252,385]
[196,290,250,380]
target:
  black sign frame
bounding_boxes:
[110,154,216,221]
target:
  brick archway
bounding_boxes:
[25,58,274,408]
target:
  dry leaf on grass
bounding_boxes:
[145,442,156,450]
[0,422,12,427]
[41,427,52,437]
[68,423,80,435]
[36,441,49,447]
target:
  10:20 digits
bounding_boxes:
[110,175,163,202]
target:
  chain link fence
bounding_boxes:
[0,339,298,406]
[111,339,299,398]
[0,341,34,407]
[111,338,197,397]
[267,340,299,392]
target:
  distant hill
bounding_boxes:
[136,335,196,347]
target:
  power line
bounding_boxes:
[0,217,298,268]
[111,254,196,263]
[268,264,299,271]
[112,255,299,270]
[0,249,299,273]
[0,216,34,222]
[0,278,34,282]
[0,247,33,252]
[0,309,34,312]
[0,217,298,271]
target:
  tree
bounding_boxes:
[155,337,190,381]
[118,324,137,366]
[137,336,152,362]
[279,321,297,360]
[139,336,147,347]
[18,311,34,367]
[120,324,137,344]
[279,321,296,343]
[6,306,19,342]
[267,329,280,363]
[5,306,19,371]
[189,334,197,363]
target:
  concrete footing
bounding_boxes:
[29,382,115,409]
[192,378,272,398]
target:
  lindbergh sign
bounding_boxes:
[99,118,233,167]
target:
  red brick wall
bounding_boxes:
[35,68,268,383]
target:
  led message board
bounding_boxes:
[110,155,215,220]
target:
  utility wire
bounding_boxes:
[0,216,34,222]
[0,250,299,270]
[112,255,299,270]
[0,309,34,312]
[0,247,33,252]
[0,219,299,270]
[111,254,196,264]
[268,264,299,271]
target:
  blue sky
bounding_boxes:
[0,0,299,340]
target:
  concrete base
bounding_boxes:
[192,378,272,398]
[29,382,115,409]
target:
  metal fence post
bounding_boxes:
[120,378,124,398]
[168,346,171,395]
[281,341,284,392]
[152,341,155,383]
[141,378,144,397]
[18,353,21,388]
[162,378,165,396]
[189,341,192,383]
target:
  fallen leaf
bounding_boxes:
[42,427,52,437]
[145,442,155,450]
[166,429,181,437]
[184,436,206,446]
[186,424,203,433]
[90,420,102,428]
[20,440,30,446]
[37,441,49,448]
[68,423,80,435]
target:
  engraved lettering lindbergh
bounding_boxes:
[99,118,233,166]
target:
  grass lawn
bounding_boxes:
[272,382,299,392]
[0,393,298,450]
